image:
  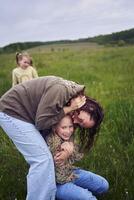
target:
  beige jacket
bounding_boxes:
[12,66,38,86]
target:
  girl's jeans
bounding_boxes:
[56,169,109,200]
[0,112,56,200]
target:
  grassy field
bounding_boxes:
[0,42,134,200]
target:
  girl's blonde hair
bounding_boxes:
[16,52,33,66]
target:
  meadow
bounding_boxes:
[0,42,134,200]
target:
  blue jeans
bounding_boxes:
[56,169,109,200]
[0,112,56,200]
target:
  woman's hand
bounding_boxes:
[70,95,86,110]
[63,95,86,114]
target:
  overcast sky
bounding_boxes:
[0,0,134,47]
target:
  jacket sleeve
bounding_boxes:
[35,84,70,130]
[32,67,38,78]
[12,70,18,87]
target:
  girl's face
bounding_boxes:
[55,116,74,141]
[19,56,30,69]
[72,110,95,128]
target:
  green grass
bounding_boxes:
[0,43,134,199]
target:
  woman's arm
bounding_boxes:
[35,84,68,130]
[35,85,86,130]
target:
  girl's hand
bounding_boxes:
[61,142,74,156]
[54,150,70,166]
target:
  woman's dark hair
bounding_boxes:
[76,96,104,152]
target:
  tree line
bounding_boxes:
[0,28,134,53]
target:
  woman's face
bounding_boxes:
[55,116,74,141]
[72,110,95,128]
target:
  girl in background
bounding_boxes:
[12,52,38,86]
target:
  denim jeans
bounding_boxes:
[56,169,109,200]
[0,112,56,200]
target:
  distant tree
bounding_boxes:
[51,47,54,52]
[0,28,134,54]
[118,40,126,46]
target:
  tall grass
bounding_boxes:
[0,43,134,199]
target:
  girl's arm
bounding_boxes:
[60,141,74,156]
[54,141,74,166]
[12,70,18,86]
[32,67,38,78]
[54,142,83,165]
[47,135,70,166]
[69,144,84,162]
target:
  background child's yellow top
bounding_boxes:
[12,66,38,86]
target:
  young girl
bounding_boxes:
[12,52,38,86]
[46,115,109,200]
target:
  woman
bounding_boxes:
[0,76,103,200]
